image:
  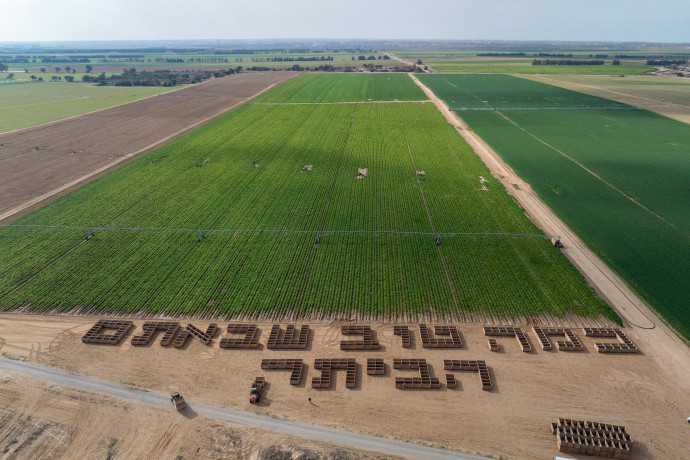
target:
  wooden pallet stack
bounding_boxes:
[552,418,633,458]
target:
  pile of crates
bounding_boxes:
[82,320,133,345]
[584,328,639,353]
[532,327,584,352]
[172,323,218,348]
[419,324,463,348]
[267,325,309,349]
[393,358,440,389]
[340,325,380,350]
[483,326,531,352]
[552,418,632,458]
[393,326,411,348]
[366,358,385,375]
[443,360,492,391]
[130,321,179,346]
[220,324,259,349]
[260,359,304,385]
[312,358,356,388]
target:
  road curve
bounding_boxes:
[0,358,486,460]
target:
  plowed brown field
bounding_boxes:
[0,72,296,224]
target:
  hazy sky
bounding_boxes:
[1,0,688,43]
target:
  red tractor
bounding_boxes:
[250,377,265,404]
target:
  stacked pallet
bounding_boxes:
[393,326,411,348]
[312,358,356,388]
[483,326,531,352]
[366,358,385,375]
[487,338,499,352]
[532,327,584,351]
[552,418,633,458]
[130,321,179,346]
[82,320,133,345]
[220,324,259,349]
[584,328,639,353]
[443,360,492,391]
[260,359,304,385]
[446,374,457,389]
[340,325,380,350]
[172,323,218,348]
[267,325,309,349]
[393,358,440,389]
[419,324,463,348]
[253,376,265,390]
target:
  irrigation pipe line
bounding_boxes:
[1,224,560,240]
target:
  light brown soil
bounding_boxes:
[0,314,688,459]
[0,367,391,460]
[0,72,297,224]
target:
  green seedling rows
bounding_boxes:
[0,75,616,322]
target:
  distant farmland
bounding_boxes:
[0,82,178,132]
[0,74,615,322]
[419,73,690,338]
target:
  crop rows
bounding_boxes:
[0,75,616,321]
[419,73,690,338]
[254,73,427,103]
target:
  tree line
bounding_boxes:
[532,59,604,66]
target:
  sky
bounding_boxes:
[1,0,688,44]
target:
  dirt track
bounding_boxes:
[0,72,296,224]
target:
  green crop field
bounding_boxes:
[254,73,428,103]
[0,74,615,322]
[419,73,690,338]
[0,82,179,132]
[427,60,652,75]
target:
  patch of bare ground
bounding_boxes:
[0,369,394,460]
[0,314,689,459]
[0,72,297,224]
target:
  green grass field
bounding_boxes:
[419,73,690,338]
[254,73,428,103]
[0,82,179,132]
[0,74,615,321]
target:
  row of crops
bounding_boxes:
[0,74,617,321]
[419,73,690,338]
[254,73,428,103]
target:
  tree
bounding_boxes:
[24,68,29,73]
[85,64,93,73]
[358,55,366,60]
[7,73,14,79]
[416,59,423,65]
[30,75,37,80]
[55,67,61,73]
[612,60,621,66]
[38,77,43,81]
[0,63,8,72]
[65,66,71,73]
[40,67,46,73]
[64,75,74,82]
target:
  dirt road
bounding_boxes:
[0,358,483,460]
[408,73,690,388]
[0,72,296,224]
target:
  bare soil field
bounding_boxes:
[0,314,688,459]
[0,72,296,224]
